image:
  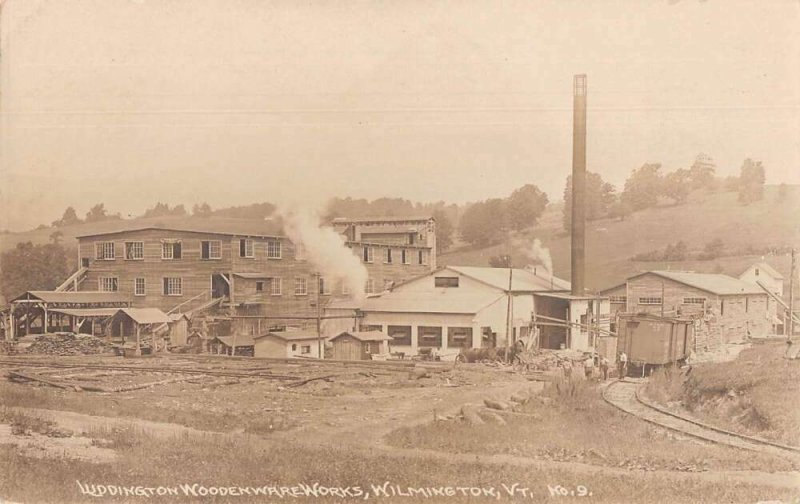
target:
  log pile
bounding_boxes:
[25,333,115,356]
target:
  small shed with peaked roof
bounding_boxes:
[253,330,322,359]
[330,330,392,360]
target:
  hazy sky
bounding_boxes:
[1,0,798,231]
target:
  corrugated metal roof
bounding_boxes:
[645,271,766,296]
[113,308,172,324]
[12,291,131,304]
[446,266,571,292]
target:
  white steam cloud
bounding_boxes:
[512,235,553,279]
[279,205,368,302]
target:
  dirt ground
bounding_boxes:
[1,353,799,503]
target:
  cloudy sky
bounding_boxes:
[1,0,798,231]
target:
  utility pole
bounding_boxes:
[316,272,323,358]
[504,266,513,361]
[789,248,796,340]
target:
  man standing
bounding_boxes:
[618,351,628,379]
[583,353,595,380]
[599,355,610,381]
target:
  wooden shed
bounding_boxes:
[253,331,322,359]
[210,334,255,356]
[168,313,190,347]
[330,331,392,360]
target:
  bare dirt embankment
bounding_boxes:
[644,341,800,447]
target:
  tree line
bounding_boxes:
[562,155,770,231]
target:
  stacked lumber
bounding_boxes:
[25,333,114,356]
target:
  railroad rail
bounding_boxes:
[602,380,800,462]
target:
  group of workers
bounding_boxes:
[561,350,628,381]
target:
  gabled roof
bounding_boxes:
[636,271,765,296]
[445,266,571,292]
[48,308,120,318]
[113,308,172,324]
[333,331,392,342]
[11,291,131,305]
[740,262,784,280]
[213,334,256,347]
[254,330,321,342]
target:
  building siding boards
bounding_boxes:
[603,272,772,349]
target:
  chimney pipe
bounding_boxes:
[571,74,587,296]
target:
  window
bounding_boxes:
[163,277,183,296]
[124,242,144,260]
[388,325,411,345]
[318,277,331,295]
[267,240,282,259]
[419,326,442,347]
[98,277,118,292]
[239,239,254,258]
[364,343,372,354]
[720,300,725,316]
[638,297,662,305]
[383,279,393,291]
[294,277,308,296]
[435,277,459,288]
[418,250,426,265]
[365,278,375,294]
[256,281,264,292]
[201,240,221,260]
[609,295,627,304]
[341,281,350,295]
[448,327,473,348]
[745,297,749,313]
[162,241,181,259]
[81,258,90,268]
[363,246,374,263]
[270,278,282,296]
[301,345,311,354]
[134,278,146,296]
[755,268,760,276]
[95,242,115,260]
[385,248,392,264]
[401,249,408,264]
[683,297,706,305]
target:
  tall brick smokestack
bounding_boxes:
[571,74,587,296]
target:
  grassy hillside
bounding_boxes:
[440,185,800,292]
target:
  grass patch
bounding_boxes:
[0,407,71,438]
[389,377,795,473]
[1,428,796,504]
[645,342,800,446]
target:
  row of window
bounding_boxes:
[633,296,709,306]
[364,324,475,348]
[363,246,427,266]
[99,277,182,296]
[95,239,282,261]
[99,276,391,297]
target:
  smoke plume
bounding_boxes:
[278,206,368,302]
[512,235,553,277]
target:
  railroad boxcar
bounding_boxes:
[617,313,694,371]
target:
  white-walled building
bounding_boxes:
[739,262,784,298]
[324,265,607,355]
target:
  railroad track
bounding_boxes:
[602,380,800,462]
